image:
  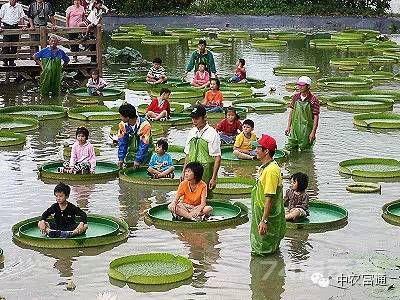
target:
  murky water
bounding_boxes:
[0,33,400,300]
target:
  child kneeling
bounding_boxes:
[38,183,88,238]
[284,172,310,221]
[147,139,175,179]
[168,162,212,221]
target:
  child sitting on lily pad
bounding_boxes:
[233,119,257,160]
[145,88,171,121]
[168,162,213,221]
[38,183,88,238]
[284,172,310,221]
[59,126,96,174]
[147,138,175,179]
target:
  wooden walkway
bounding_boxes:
[0,2,103,78]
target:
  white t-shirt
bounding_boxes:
[86,77,107,88]
[184,123,221,157]
[0,2,25,26]
[86,6,108,26]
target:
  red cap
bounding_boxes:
[252,134,277,152]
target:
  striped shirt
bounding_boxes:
[289,92,320,116]
[147,66,166,79]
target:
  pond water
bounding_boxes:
[0,32,400,299]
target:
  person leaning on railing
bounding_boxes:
[27,0,57,52]
[0,0,27,66]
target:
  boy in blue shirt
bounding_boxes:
[147,138,175,179]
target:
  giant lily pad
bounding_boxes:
[382,200,400,226]
[339,158,400,178]
[0,131,26,147]
[108,253,193,285]
[353,112,400,129]
[69,88,124,101]
[327,96,393,112]
[0,115,38,132]
[68,106,120,121]
[233,98,287,112]
[273,66,319,76]
[0,105,65,120]
[317,77,373,90]
[141,36,179,45]
[119,166,183,186]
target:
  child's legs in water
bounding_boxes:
[233,149,254,160]
[153,110,168,121]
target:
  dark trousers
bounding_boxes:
[69,33,79,53]
[2,24,19,64]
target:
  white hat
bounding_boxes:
[297,76,312,85]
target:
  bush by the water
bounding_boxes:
[114,0,390,16]
[105,47,143,64]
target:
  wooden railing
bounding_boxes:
[0,26,103,74]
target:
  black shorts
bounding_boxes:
[48,221,78,232]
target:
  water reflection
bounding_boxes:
[285,230,311,263]
[175,229,221,288]
[250,253,285,300]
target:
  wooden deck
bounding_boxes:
[0,3,103,78]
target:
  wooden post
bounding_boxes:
[39,26,47,49]
[96,26,103,76]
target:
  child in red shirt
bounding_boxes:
[146,88,171,121]
[215,107,242,144]
[229,58,246,83]
[201,78,224,113]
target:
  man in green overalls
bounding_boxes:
[183,105,221,191]
[251,134,286,255]
[285,76,320,151]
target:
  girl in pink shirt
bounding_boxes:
[191,62,210,88]
[60,126,96,174]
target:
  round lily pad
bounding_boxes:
[329,58,369,67]
[339,158,400,178]
[331,32,365,42]
[0,115,39,132]
[141,36,179,45]
[144,200,248,229]
[69,88,124,101]
[251,39,287,49]
[221,148,287,164]
[327,96,394,112]
[68,106,120,121]
[368,55,398,65]
[352,89,400,102]
[349,71,394,82]
[126,77,189,91]
[286,200,348,231]
[317,77,373,90]
[165,27,202,39]
[213,177,255,195]
[382,200,400,226]
[118,24,149,32]
[233,98,287,112]
[273,66,319,76]
[39,161,119,182]
[111,33,144,41]
[309,39,339,49]
[343,29,380,39]
[119,165,183,186]
[12,214,129,248]
[217,30,250,40]
[346,182,381,193]
[108,253,193,285]
[0,105,66,120]
[268,31,306,40]
[0,131,26,147]
[337,43,374,52]
[353,112,400,129]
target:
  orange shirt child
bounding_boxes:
[176,179,208,206]
[203,90,224,107]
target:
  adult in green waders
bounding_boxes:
[33,35,70,97]
[285,76,320,151]
[251,134,286,255]
[183,105,221,192]
[184,39,217,78]
[117,103,153,168]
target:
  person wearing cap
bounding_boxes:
[117,103,153,168]
[183,105,221,191]
[251,134,286,255]
[184,39,217,79]
[285,76,320,151]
